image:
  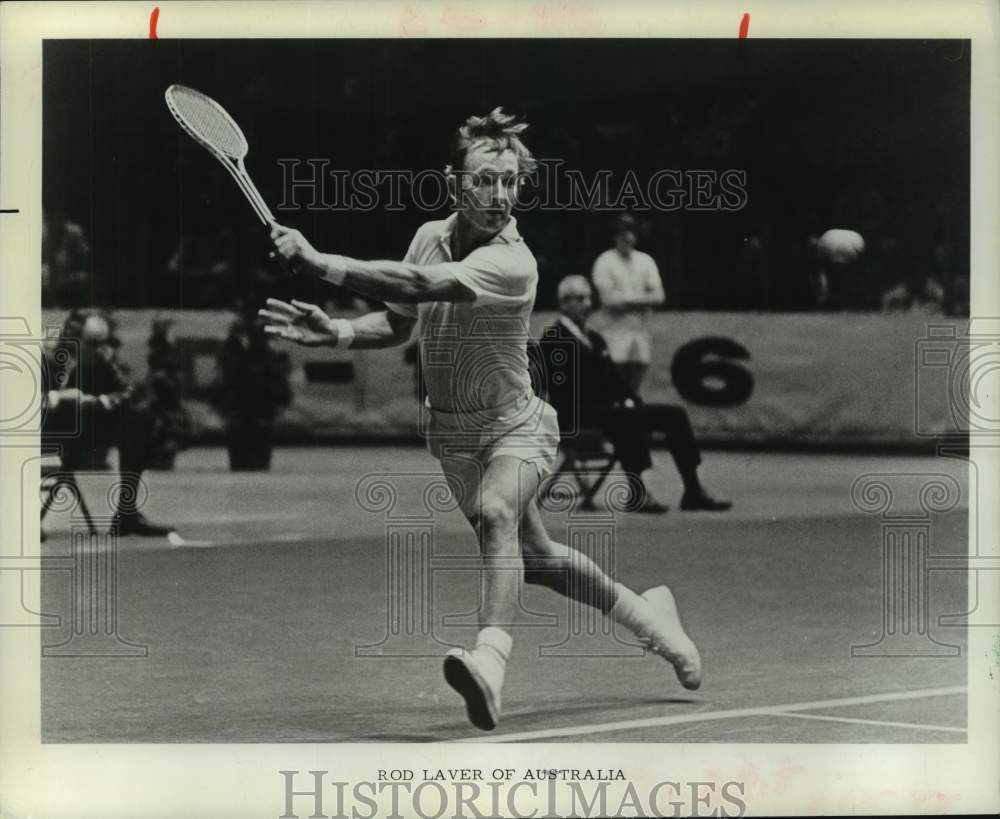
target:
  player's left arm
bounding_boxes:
[270,224,476,304]
[259,299,416,350]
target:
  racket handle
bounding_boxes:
[264,224,303,277]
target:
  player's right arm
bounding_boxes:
[258,299,416,350]
[270,224,533,307]
[271,224,475,305]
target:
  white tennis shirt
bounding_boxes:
[591,247,664,364]
[387,213,538,416]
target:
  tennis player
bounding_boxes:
[260,109,701,731]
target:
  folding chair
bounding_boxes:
[40,454,99,536]
[528,335,620,511]
[541,427,619,511]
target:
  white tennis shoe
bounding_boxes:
[638,585,703,690]
[443,646,505,731]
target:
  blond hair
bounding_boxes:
[447,108,537,175]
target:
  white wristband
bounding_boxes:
[321,254,348,286]
[332,318,355,349]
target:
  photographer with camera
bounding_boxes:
[42,309,176,537]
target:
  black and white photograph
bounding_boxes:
[1,2,998,817]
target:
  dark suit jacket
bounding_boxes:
[530,317,637,435]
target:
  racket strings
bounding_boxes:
[166,84,274,225]
[167,87,247,159]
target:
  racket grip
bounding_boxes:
[263,226,302,277]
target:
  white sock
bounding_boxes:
[610,584,650,636]
[475,626,512,663]
[473,628,512,689]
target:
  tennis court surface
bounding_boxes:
[40,447,969,743]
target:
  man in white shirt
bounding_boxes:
[259,109,701,731]
[591,214,665,392]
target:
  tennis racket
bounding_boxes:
[164,84,275,226]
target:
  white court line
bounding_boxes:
[177,512,307,525]
[456,685,967,743]
[761,710,966,734]
[166,532,317,548]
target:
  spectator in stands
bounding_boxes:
[42,309,176,537]
[540,276,730,513]
[809,228,868,310]
[881,274,946,314]
[880,229,948,314]
[164,228,237,308]
[591,214,665,392]
[734,222,773,309]
[42,210,93,308]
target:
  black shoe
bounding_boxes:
[112,513,176,537]
[680,492,732,512]
[635,498,669,514]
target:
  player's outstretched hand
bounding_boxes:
[269,224,324,277]
[259,298,338,347]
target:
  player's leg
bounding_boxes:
[520,498,616,611]
[467,455,534,628]
[520,498,702,690]
[442,454,541,731]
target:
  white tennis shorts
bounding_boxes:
[425,392,560,518]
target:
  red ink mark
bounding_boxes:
[738,12,750,39]
[149,6,159,40]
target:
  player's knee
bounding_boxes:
[476,493,517,539]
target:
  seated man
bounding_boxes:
[540,276,730,513]
[42,309,176,536]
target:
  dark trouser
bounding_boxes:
[43,401,155,516]
[615,361,649,395]
[587,403,703,490]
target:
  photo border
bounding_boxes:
[1,1,997,816]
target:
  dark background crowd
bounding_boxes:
[43,38,969,314]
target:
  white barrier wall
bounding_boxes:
[42,310,968,447]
